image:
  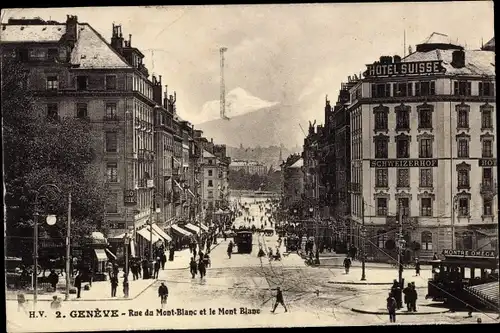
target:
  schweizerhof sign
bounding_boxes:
[365,61,446,78]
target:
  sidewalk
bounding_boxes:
[164,236,224,270]
[6,273,155,302]
[327,266,432,287]
[351,300,451,315]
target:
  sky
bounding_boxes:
[1,2,495,127]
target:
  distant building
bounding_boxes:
[229,160,267,176]
[281,154,304,212]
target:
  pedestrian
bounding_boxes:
[110,275,118,297]
[271,287,288,313]
[154,259,160,279]
[198,258,206,280]
[75,271,82,299]
[48,269,59,291]
[193,246,197,260]
[415,259,421,276]
[50,295,61,310]
[391,280,402,309]
[432,252,438,260]
[17,292,27,313]
[169,246,175,261]
[199,250,204,262]
[158,282,169,308]
[402,283,412,312]
[161,252,167,270]
[386,292,397,323]
[203,252,211,268]
[190,257,198,279]
[343,256,352,274]
[409,282,418,312]
[112,263,119,279]
[227,241,233,259]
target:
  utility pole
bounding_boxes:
[361,199,366,281]
[397,207,406,287]
[65,192,72,301]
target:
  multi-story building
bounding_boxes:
[302,122,323,218]
[348,33,496,261]
[172,113,184,219]
[1,16,159,238]
[281,154,304,213]
[229,160,268,176]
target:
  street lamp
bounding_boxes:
[33,184,63,307]
[149,192,164,272]
[360,227,367,281]
[123,233,130,297]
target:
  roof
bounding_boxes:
[1,23,131,69]
[483,37,495,51]
[71,24,131,69]
[289,158,303,169]
[403,48,495,76]
[420,32,454,45]
[0,24,66,42]
[203,150,215,158]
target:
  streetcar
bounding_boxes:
[234,231,253,254]
[285,235,300,252]
[426,249,498,309]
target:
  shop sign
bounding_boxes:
[478,159,497,167]
[370,159,438,168]
[442,249,496,258]
[365,61,445,78]
[124,189,137,206]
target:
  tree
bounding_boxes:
[2,58,106,257]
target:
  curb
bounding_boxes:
[328,281,393,286]
[351,307,451,315]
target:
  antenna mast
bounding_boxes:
[220,47,229,120]
[403,29,406,57]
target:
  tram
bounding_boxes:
[426,249,498,309]
[234,231,253,254]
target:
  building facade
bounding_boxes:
[229,160,268,176]
[348,33,496,261]
[281,154,304,213]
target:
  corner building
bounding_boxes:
[349,33,496,261]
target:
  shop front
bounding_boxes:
[169,224,193,250]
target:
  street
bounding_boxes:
[6,199,498,331]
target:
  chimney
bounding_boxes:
[65,15,78,47]
[393,55,401,63]
[152,75,162,106]
[129,34,132,47]
[111,24,124,54]
[211,138,213,144]
[163,85,169,109]
[451,50,465,68]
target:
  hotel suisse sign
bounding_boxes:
[442,249,496,258]
[478,159,497,167]
[370,159,438,168]
[365,61,446,78]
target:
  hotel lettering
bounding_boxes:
[370,159,439,168]
[365,61,445,78]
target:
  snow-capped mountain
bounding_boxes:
[196,87,279,124]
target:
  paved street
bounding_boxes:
[7,199,499,331]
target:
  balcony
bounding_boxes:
[480,181,497,198]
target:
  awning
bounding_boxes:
[199,223,209,232]
[90,231,108,245]
[184,223,201,234]
[151,224,172,242]
[171,224,192,237]
[137,227,161,244]
[105,248,117,260]
[130,239,136,257]
[94,249,108,262]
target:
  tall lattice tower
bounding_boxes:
[220,47,229,120]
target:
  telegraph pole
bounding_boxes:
[397,207,405,287]
[361,200,366,281]
[65,193,72,300]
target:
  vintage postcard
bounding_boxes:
[2,2,498,332]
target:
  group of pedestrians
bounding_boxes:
[386,279,419,322]
[189,249,211,280]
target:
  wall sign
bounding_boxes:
[124,189,137,206]
[442,249,496,258]
[370,159,438,168]
[478,159,497,167]
[365,61,446,78]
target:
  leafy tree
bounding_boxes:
[2,58,106,258]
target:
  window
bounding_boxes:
[419,168,433,188]
[483,168,493,184]
[457,139,469,158]
[371,83,391,98]
[208,180,213,187]
[375,169,388,187]
[106,163,118,182]
[208,170,213,177]
[106,75,117,90]
[396,136,410,158]
[105,103,117,120]
[397,197,410,216]
[377,229,387,247]
[29,48,47,60]
[397,169,410,187]
[419,138,433,158]
[396,108,410,130]
[420,198,432,216]
[482,140,493,158]
[374,137,388,158]
[393,82,412,97]
[77,76,88,90]
[76,103,88,118]
[418,108,432,129]
[481,107,493,130]
[47,103,58,120]
[458,197,470,216]
[46,76,59,90]
[207,190,214,199]
[105,132,118,152]
[208,159,213,165]
[457,106,469,128]
[376,198,388,216]
[458,169,470,189]
[421,231,433,250]
[106,192,118,213]
[374,110,388,131]
[482,198,493,216]
[454,81,472,96]
[415,81,435,96]
[18,48,29,62]
[479,82,494,97]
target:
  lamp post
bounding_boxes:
[33,184,63,307]
[149,192,164,270]
[361,200,366,281]
[123,233,130,297]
